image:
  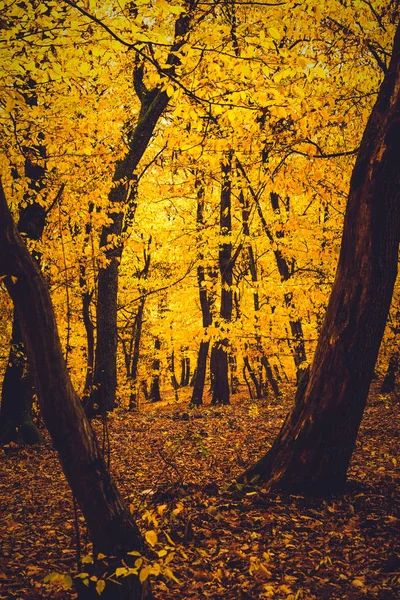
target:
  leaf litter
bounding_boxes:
[0,383,398,599]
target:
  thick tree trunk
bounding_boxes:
[0,181,151,599]
[237,24,400,496]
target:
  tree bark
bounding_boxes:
[237,23,400,496]
[238,190,281,401]
[149,338,162,402]
[0,153,47,444]
[0,181,151,599]
[90,5,196,415]
[190,177,213,406]
[380,352,399,393]
[210,155,233,406]
[0,315,42,444]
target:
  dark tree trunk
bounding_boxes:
[236,163,307,383]
[0,151,47,444]
[190,177,214,406]
[238,190,281,401]
[261,355,281,401]
[0,315,43,445]
[169,348,180,392]
[78,205,95,403]
[0,181,151,600]
[128,297,146,409]
[237,24,400,496]
[191,340,210,406]
[243,355,262,399]
[149,338,162,402]
[210,155,234,406]
[179,353,190,387]
[210,341,230,405]
[79,265,95,403]
[229,352,239,394]
[270,192,307,382]
[91,7,195,415]
[380,352,399,393]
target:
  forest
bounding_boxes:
[0,0,399,598]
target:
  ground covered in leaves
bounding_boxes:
[0,383,399,599]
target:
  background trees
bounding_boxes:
[0,1,398,421]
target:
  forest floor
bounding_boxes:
[0,382,399,600]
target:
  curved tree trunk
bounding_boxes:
[238,23,400,496]
[90,5,195,415]
[0,181,151,599]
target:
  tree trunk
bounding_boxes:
[91,7,195,415]
[236,163,307,383]
[0,154,47,444]
[0,315,42,445]
[243,355,262,399]
[79,265,95,403]
[380,352,399,393]
[238,189,281,401]
[0,181,151,599]
[237,23,400,496]
[210,155,234,406]
[190,177,214,406]
[210,341,230,405]
[149,338,162,402]
[191,340,210,406]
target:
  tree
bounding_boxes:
[237,22,400,496]
[210,155,235,406]
[0,179,152,599]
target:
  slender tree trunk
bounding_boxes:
[79,265,95,402]
[238,189,281,401]
[243,355,262,399]
[236,162,307,383]
[90,7,195,415]
[0,181,152,600]
[237,24,400,495]
[211,155,233,406]
[190,177,213,406]
[381,352,399,393]
[149,338,162,402]
[128,298,146,409]
[168,348,180,391]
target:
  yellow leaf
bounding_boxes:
[268,27,280,40]
[62,575,73,590]
[139,565,152,583]
[164,566,181,584]
[145,530,158,547]
[96,579,106,595]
